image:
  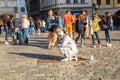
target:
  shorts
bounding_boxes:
[65,24,73,33]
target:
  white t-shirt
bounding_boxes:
[22,18,30,28]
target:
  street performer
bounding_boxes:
[58,30,78,61]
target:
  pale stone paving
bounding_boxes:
[0,31,120,80]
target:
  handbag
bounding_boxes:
[84,26,89,38]
[48,25,56,32]
[101,25,108,30]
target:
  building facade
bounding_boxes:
[27,0,120,19]
[92,0,120,15]
[28,0,40,18]
[0,0,28,18]
[40,0,92,19]
[27,0,92,19]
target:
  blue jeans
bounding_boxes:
[105,29,111,43]
[1,27,4,35]
[91,32,101,45]
[13,28,22,44]
[110,23,114,31]
[29,26,34,35]
[4,27,9,41]
[22,28,28,43]
[38,28,41,33]
[76,32,84,46]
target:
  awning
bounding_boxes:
[97,8,120,15]
[115,10,120,15]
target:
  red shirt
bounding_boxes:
[63,14,73,24]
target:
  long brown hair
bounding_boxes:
[77,14,85,22]
[92,13,97,20]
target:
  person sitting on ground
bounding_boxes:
[58,30,78,61]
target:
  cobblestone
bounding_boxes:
[0,31,120,80]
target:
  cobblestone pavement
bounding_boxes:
[0,31,120,80]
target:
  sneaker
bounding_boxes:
[106,42,109,46]
[38,32,40,34]
[81,45,85,48]
[27,35,30,37]
[93,45,96,48]
[61,58,69,61]
[98,44,101,48]
[108,43,112,47]
[5,42,9,45]
[57,44,62,47]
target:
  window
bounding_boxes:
[106,0,110,5]
[81,0,85,3]
[20,0,24,3]
[74,0,78,3]
[97,0,101,5]
[66,0,71,3]
[118,0,120,4]
[21,7,25,12]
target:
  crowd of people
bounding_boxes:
[0,10,115,61]
[47,10,113,49]
[45,9,114,61]
[0,13,46,45]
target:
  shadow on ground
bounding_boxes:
[24,38,49,49]
[8,52,61,61]
[8,52,89,63]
